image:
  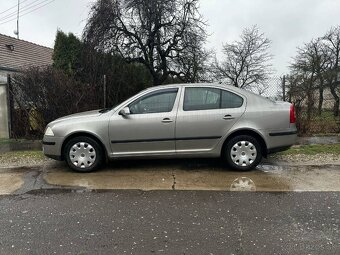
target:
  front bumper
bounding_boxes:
[42,136,64,161]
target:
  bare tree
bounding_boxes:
[175,33,214,83]
[323,26,340,116]
[291,39,329,116]
[214,26,273,91]
[312,39,330,115]
[83,0,207,85]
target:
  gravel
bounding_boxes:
[0,151,49,168]
[268,153,340,165]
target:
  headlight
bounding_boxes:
[45,127,54,136]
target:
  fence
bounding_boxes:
[6,72,340,138]
[263,76,340,135]
[7,69,100,139]
[7,66,150,138]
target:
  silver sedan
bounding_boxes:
[42,83,297,172]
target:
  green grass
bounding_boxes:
[277,144,340,155]
[0,150,45,161]
[310,133,340,137]
[0,138,35,144]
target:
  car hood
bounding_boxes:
[49,110,103,126]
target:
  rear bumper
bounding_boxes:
[267,145,292,154]
[268,131,297,136]
[264,128,298,154]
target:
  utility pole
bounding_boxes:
[16,0,20,39]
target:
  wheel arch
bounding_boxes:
[61,132,108,161]
[221,129,268,158]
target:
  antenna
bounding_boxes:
[16,0,20,39]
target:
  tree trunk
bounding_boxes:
[306,80,315,121]
[306,93,313,121]
[334,98,339,117]
[153,75,160,86]
[330,85,340,117]
[318,86,324,116]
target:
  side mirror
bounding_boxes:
[119,107,130,116]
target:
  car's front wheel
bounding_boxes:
[224,135,262,171]
[64,136,103,172]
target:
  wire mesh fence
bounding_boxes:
[8,68,100,138]
[7,66,150,138]
[260,76,340,135]
[6,71,340,139]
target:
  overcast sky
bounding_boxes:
[1,0,340,75]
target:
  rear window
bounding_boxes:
[183,87,220,111]
[183,87,243,111]
[221,90,243,108]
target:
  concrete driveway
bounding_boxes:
[1,158,339,195]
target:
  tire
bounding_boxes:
[223,135,262,171]
[64,136,103,173]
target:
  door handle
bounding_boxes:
[223,114,235,120]
[162,118,173,123]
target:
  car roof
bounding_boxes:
[145,83,274,105]
[147,83,239,91]
[146,83,247,95]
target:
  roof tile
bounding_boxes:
[0,33,53,71]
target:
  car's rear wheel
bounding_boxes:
[64,136,103,172]
[224,135,262,171]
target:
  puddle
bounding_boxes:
[0,173,25,195]
[230,177,256,191]
[1,159,339,194]
[257,164,285,173]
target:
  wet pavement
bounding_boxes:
[0,159,339,194]
[0,158,339,254]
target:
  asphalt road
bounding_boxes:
[0,159,339,254]
[0,190,338,255]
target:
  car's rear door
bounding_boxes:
[109,87,180,156]
[175,86,246,152]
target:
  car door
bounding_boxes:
[109,87,180,156]
[175,86,246,152]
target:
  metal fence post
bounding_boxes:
[282,75,286,102]
[103,74,107,108]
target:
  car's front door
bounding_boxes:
[175,86,246,153]
[109,88,180,156]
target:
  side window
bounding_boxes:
[221,90,243,108]
[129,89,178,114]
[183,87,221,111]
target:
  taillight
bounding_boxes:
[290,104,296,123]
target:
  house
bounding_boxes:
[0,33,53,138]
